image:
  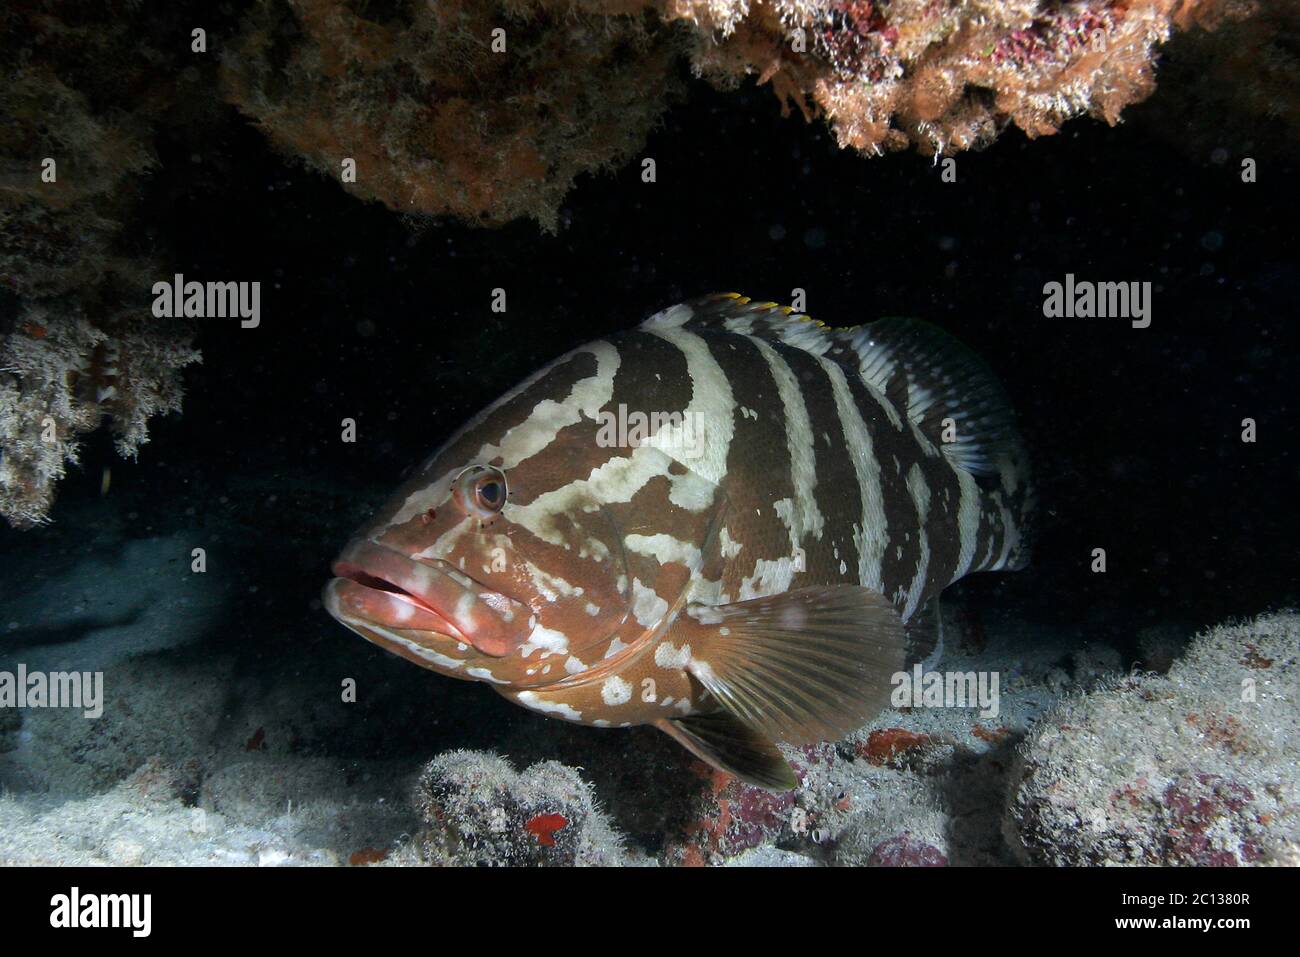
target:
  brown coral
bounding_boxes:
[1130,0,1298,158]
[221,0,687,231]
[219,0,1267,232]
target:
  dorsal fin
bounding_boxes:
[641,293,837,357]
[844,317,1024,479]
[645,294,1025,482]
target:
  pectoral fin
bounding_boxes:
[656,712,797,791]
[676,585,906,747]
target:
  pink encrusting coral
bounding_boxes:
[671,0,1264,158]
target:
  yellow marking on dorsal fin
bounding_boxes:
[711,291,852,331]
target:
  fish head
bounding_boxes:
[324,344,708,687]
[325,458,636,682]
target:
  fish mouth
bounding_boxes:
[325,539,524,656]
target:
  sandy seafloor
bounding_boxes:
[0,470,1295,867]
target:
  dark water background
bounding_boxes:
[140,80,1298,625]
[4,70,1295,839]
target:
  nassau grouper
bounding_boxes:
[324,294,1035,788]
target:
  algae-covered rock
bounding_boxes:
[831,777,951,867]
[1005,611,1299,865]
[407,750,629,866]
[0,2,203,528]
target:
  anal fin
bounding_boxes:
[656,712,797,791]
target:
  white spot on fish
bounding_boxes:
[631,578,670,628]
[666,468,716,512]
[686,605,724,625]
[902,462,932,620]
[654,641,692,669]
[519,623,569,658]
[455,591,477,622]
[752,336,826,546]
[516,691,582,722]
[579,538,611,562]
[737,555,798,601]
[626,533,703,570]
[689,659,716,683]
[601,676,632,706]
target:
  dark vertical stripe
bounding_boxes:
[699,332,795,598]
[839,363,919,613]
[774,343,862,588]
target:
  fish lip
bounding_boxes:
[327,541,469,640]
[327,539,532,651]
[331,566,459,631]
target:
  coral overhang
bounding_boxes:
[671,0,1264,157]
[0,0,1279,526]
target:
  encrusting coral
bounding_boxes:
[221,0,686,232]
[1004,611,1299,866]
[668,0,1264,158]
[0,2,201,528]
[398,751,631,866]
[222,0,1265,232]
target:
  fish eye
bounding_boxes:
[476,478,504,509]
[454,465,508,519]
